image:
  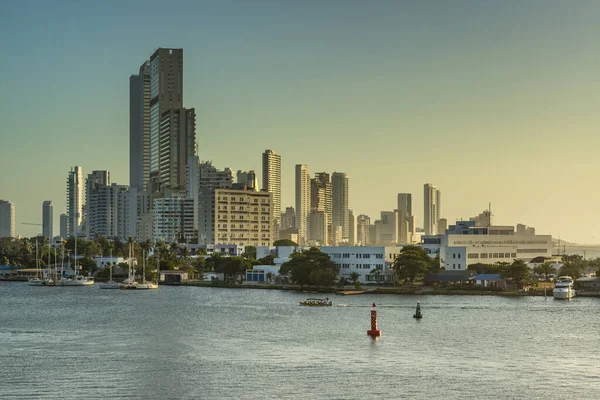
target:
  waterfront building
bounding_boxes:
[320,246,402,284]
[424,183,441,235]
[153,195,195,243]
[262,150,281,231]
[332,172,349,242]
[295,164,311,245]
[422,221,553,270]
[59,213,67,239]
[214,188,273,247]
[0,200,15,238]
[280,207,296,230]
[42,201,53,239]
[356,214,370,246]
[66,166,84,237]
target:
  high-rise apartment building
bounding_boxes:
[130,48,190,194]
[153,195,195,243]
[281,207,296,230]
[87,183,137,241]
[236,170,258,191]
[0,200,15,238]
[59,214,67,239]
[348,210,356,245]
[262,150,281,229]
[85,170,110,238]
[42,201,53,239]
[295,164,311,245]
[214,188,273,247]
[196,161,233,244]
[311,172,332,244]
[332,172,349,242]
[424,183,441,235]
[356,214,370,246]
[66,166,84,237]
[397,193,412,217]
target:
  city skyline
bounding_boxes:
[2,1,600,242]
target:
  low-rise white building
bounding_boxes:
[320,246,401,284]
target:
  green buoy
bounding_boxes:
[413,301,423,319]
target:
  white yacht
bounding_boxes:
[553,276,575,300]
[59,276,95,286]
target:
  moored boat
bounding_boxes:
[553,276,575,300]
[300,298,332,306]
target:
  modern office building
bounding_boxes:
[397,193,412,217]
[262,150,281,232]
[295,164,311,245]
[0,200,15,238]
[424,183,441,235]
[214,188,273,247]
[332,172,349,241]
[308,210,328,245]
[153,195,195,243]
[42,201,53,239]
[66,166,84,237]
[423,221,553,271]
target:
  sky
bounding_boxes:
[1,0,600,243]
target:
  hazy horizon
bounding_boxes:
[2,0,600,243]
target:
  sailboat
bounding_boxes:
[134,250,158,290]
[100,246,120,289]
[60,234,94,286]
[28,238,44,286]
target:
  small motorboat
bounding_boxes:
[300,298,332,306]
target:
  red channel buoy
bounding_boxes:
[367,302,381,337]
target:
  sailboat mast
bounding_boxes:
[109,246,113,282]
[35,238,39,279]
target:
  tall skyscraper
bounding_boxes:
[262,150,282,229]
[42,201,53,239]
[59,214,67,239]
[0,200,15,238]
[236,170,258,191]
[196,161,233,244]
[280,207,296,230]
[424,183,441,235]
[66,166,84,237]
[348,209,356,245]
[295,164,311,245]
[332,172,349,241]
[85,171,110,239]
[130,48,189,194]
[356,214,370,246]
[397,193,412,217]
[311,172,332,244]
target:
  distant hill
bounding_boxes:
[551,238,579,247]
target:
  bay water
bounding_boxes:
[1,282,600,399]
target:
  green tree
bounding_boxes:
[257,254,275,265]
[243,246,257,260]
[533,262,557,281]
[280,247,339,290]
[558,262,584,280]
[273,239,298,247]
[498,260,531,290]
[392,245,434,283]
[309,268,337,288]
[215,256,251,283]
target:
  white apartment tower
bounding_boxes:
[42,201,53,239]
[262,150,282,230]
[0,200,15,238]
[332,172,349,242]
[295,164,311,245]
[66,166,84,237]
[424,183,441,236]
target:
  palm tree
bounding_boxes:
[533,262,557,281]
[178,246,191,268]
[349,272,361,289]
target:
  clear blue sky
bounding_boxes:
[1,0,600,243]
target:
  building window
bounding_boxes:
[453,254,456,259]
[458,254,461,259]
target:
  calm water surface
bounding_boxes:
[1,282,600,399]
